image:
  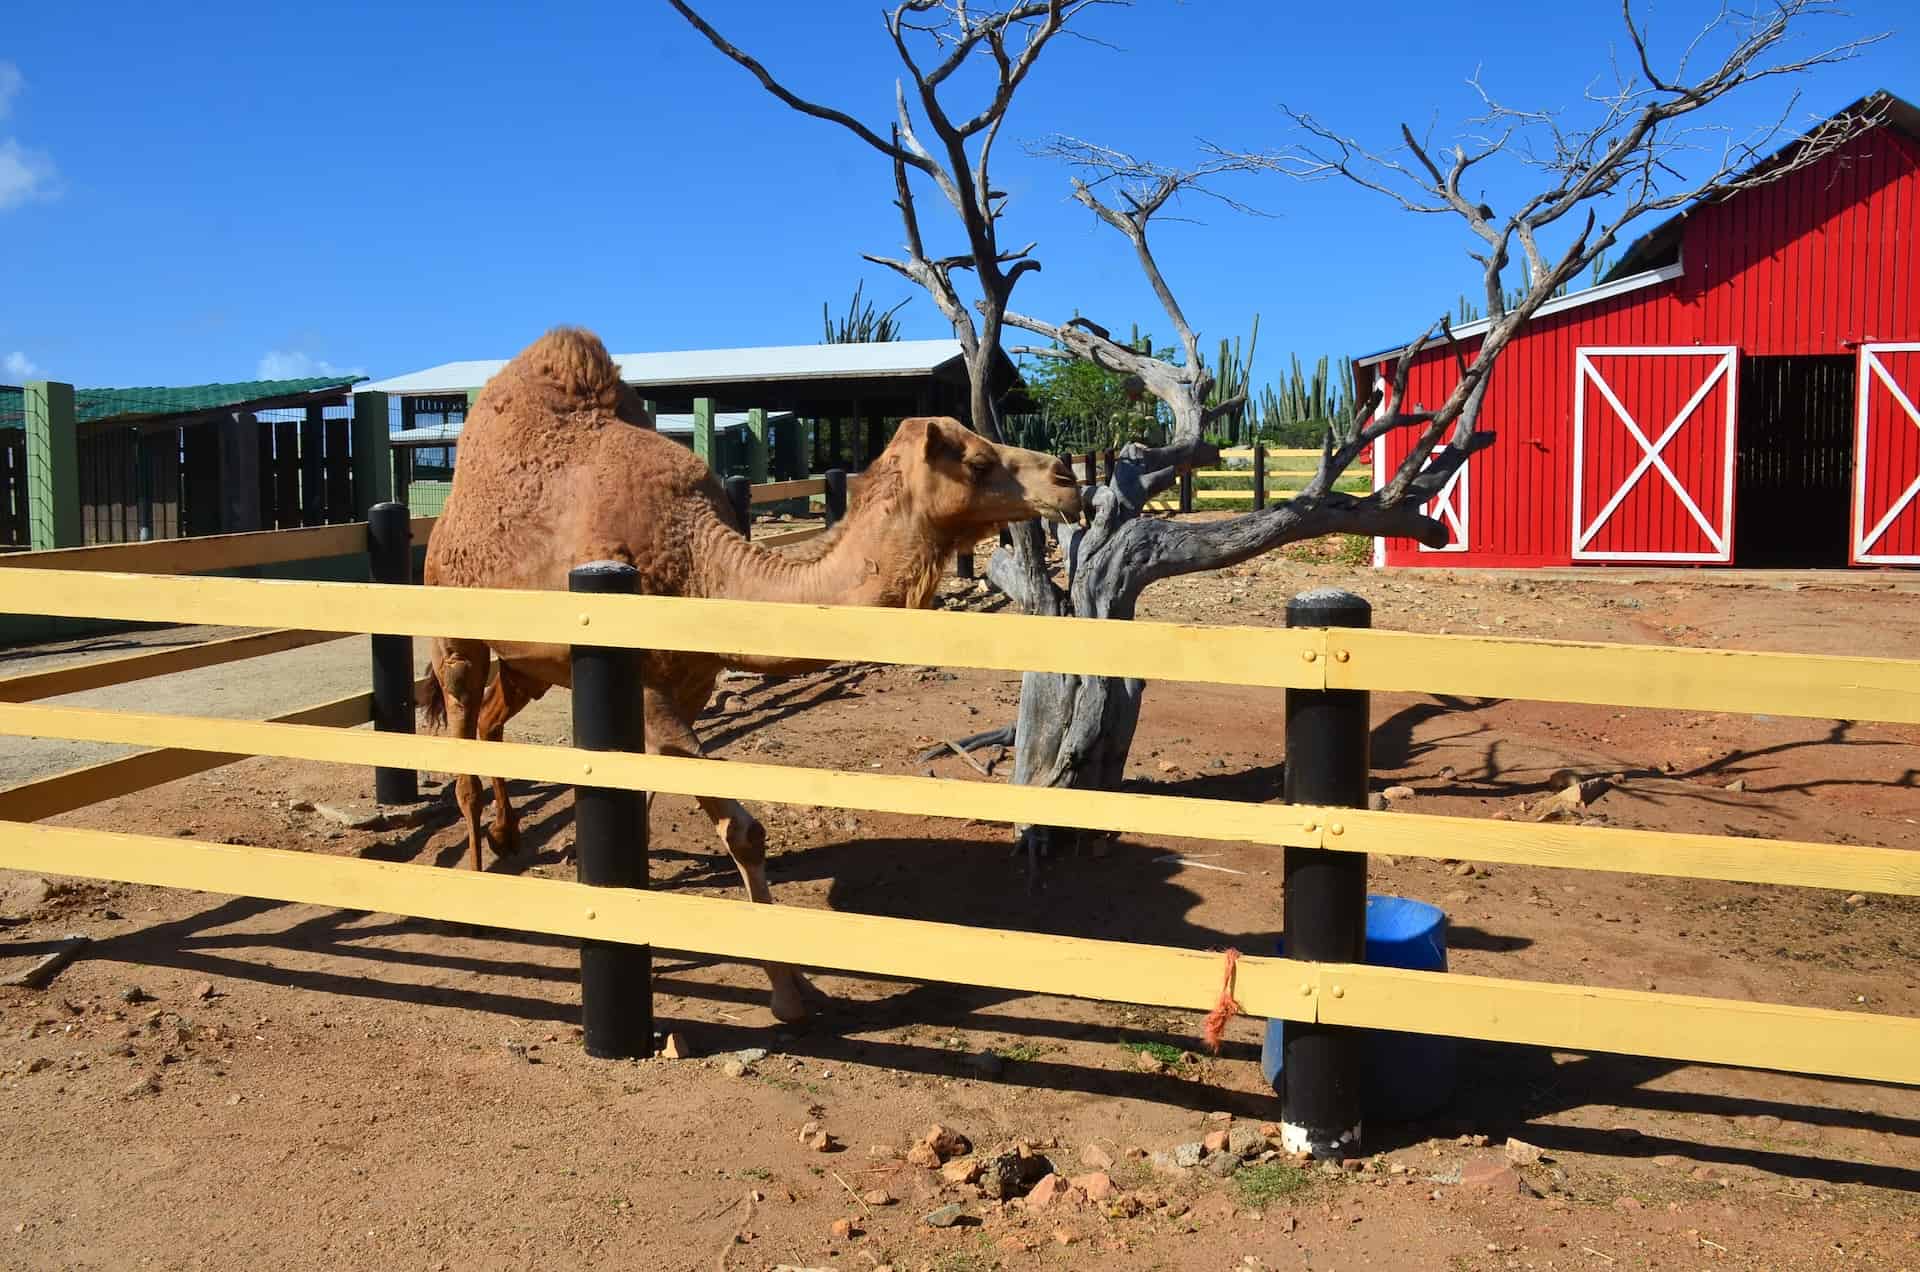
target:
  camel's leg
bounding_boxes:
[474,665,543,856]
[645,683,815,1024]
[433,638,491,872]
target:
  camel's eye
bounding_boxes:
[964,453,995,479]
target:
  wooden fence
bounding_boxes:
[0,524,1916,1090]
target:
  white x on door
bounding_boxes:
[1573,347,1738,562]
[1852,343,1920,565]
[1417,447,1468,552]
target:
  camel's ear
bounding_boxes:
[911,417,958,461]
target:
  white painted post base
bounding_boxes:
[1281,1120,1363,1159]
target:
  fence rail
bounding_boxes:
[1,522,1917,1096]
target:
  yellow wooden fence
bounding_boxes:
[0,541,1917,1088]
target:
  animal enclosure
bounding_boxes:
[0,518,1916,1104]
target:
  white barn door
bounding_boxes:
[1852,343,1920,565]
[1572,347,1738,563]
[1416,447,1469,553]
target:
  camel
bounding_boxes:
[419,327,1081,1021]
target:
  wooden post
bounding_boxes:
[350,391,392,517]
[367,503,417,805]
[569,561,652,1060]
[1102,448,1115,484]
[692,397,716,469]
[217,411,264,533]
[1253,442,1267,510]
[300,405,326,527]
[828,415,843,468]
[23,381,80,550]
[823,468,847,528]
[745,408,770,484]
[725,475,752,540]
[1282,587,1371,1159]
[638,398,657,430]
[1179,467,1194,514]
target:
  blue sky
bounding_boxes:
[1,1,1910,392]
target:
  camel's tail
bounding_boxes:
[417,665,446,732]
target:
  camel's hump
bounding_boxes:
[504,326,626,411]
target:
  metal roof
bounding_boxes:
[359,339,968,397]
[1,376,363,431]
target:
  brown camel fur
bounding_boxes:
[420,327,1081,1021]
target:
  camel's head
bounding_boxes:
[895,416,1083,531]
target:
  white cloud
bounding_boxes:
[257,350,366,381]
[3,351,39,380]
[0,65,59,212]
[0,139,55,211]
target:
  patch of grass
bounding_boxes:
[994,1041,1058,1063]
[1120,1039,1186,1066]
[737,1167,771,1182]
[1235,1163,1314,1207]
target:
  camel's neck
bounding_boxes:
[697,486,964,612]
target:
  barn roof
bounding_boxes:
[359,339,972,397]
[387,408,799,448]
[1605,89,1920,281]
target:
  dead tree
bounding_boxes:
[982,0,1882,859]
[670,0,1880,867]
[668,0,1118,609]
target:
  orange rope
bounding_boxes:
[1201,947,1242,1054]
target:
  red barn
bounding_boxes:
[1355,90,1920,570]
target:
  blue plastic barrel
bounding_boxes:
[1260,894,1458,1123]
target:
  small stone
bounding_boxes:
[24,1057,51,1074]
[120,986,151,1005]
[1205,1152,1243,1178]
[721,1059,747,1078]
[1205,1110,1233,1123]
[1724,779,1745,792]
[226,1093,243,1106]
[1052,1228,1077,1246]
[660,1032,693,1059]
[995,1235,1034,1254]
[1367,792,1389,811]
[923,1203,965,1229]
[1134,1050,1166,1074]
[1383,785,1416,801]
[1172,1142,1204,1168]
[1072,1172,1113,1202]
[1613,1195,1644,1212]
[907,1142,941,1169]
[861,1189,893,1207]
[501,1041,530,1063]
[940,1157,981,1185]
[193,982,216,1001]
[1462,1161,1537,1197]
[123,1073,160,1098]
[1156,760,1180,774]
[799,1120,821,1141]
[1453,862,1476,877]
[921,1124,971,1160]
[1227,1124,1264,1157]
[1652,1154,1684,1168]
[805,1132,834,1153]
[1504,1137,1545,1166]
[829,1218,856,1240]
[1080,1143,1114,1170]
[978,1148,1052,1199]
[1024,1174,1062,1210]
[731,1047,769,1066]
[1203,1129,1230,1154]
[1844,894,1867,907]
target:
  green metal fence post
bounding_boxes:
[692,397,716,469]
[24,381,80,550]
[351,390,392,518]
[745,407,770,484]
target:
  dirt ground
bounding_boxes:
[2,543,1918,1272]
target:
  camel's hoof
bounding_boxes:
[487,821,521,857]
[770,972,820,1024]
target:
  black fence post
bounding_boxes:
[956,545,975,579]
[1178,467,1194,514]
[367,502,417,806]
[725,475,752,540]
[823,468,848,528]
[1253,442,1268,511]
[1102,448,1115,484]
[1082,451,1096,487]
[1282,587,1371,1158]
[569,561,652,1060]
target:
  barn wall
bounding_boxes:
[1371,124,1920,568]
